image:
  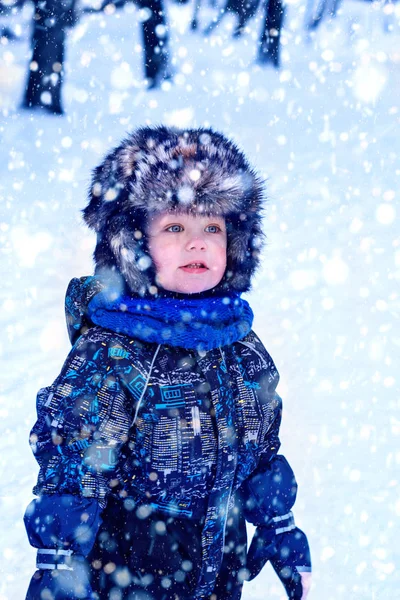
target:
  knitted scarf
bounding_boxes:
[87,291,254,352]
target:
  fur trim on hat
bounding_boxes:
[83,125,266,296]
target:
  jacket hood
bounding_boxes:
[82,125,266,297]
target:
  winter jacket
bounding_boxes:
[24,277,304,599]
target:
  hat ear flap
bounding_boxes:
[221,195,265,292]
[83,153,128,233]
[106,217,154,296]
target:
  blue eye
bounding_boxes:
[205,225,221,233]
[166,224,183,233]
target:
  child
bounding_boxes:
[24,125,312,600]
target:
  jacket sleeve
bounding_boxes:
[24,329,132,599]
[240,384,299,528]
[238,351,312,597]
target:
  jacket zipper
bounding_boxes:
[131,344,161,426]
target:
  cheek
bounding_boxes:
[149,242,175,273]
[214,245,227,274]
[149,240,164,264]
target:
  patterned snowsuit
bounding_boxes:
[24,283,301,600]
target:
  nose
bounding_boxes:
[186,235,207,251]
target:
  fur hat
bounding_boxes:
[83,125,265,296]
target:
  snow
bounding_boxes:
[0,0,399,598]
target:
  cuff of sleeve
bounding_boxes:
[24,494,103,557]
[264,510,296,535]
[36,549,84,571]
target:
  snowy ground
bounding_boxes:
[0,0,399,598]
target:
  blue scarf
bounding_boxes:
[87,291,253,352]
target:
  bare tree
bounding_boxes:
[22,0,77,115]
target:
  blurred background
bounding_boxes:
[0,0,399,598]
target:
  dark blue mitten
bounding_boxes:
[246,524,311,599]
[270,526,311,599]
[246,509,296,581]
[25,557,94,600]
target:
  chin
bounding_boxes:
[171,281,215,294]
[159,274,223,295]
[179,284,210,294]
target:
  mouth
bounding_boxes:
[180,262,209,273]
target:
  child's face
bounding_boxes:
[147,212,227,294]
